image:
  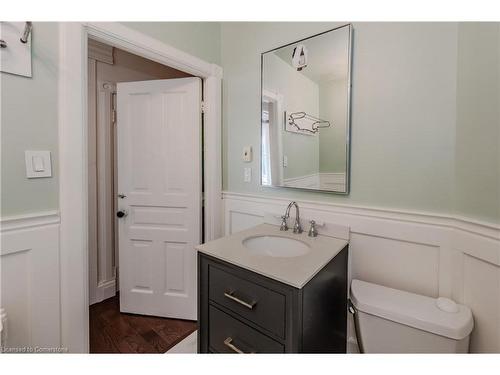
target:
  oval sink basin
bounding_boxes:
[242,235,310,258]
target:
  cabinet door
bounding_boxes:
[208,264,286,338]
[198,254,301,353]
[208,306,284,353]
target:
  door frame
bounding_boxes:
[262,89,284,186]
[58,22,223,352]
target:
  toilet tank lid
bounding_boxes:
[350,279,474,340]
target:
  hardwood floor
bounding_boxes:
[89,294,197,353]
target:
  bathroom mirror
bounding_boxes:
[261,24,352,193]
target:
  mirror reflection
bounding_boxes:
[261,24,352,193]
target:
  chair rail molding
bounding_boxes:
[59,22,223,353]
[222,191,499,241]
[222,191,500,353]
[0,210,60,232]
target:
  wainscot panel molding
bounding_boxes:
[0,211,61,351]
[222,191,500,353]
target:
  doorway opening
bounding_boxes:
[87,39,200,353]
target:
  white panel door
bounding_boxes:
[117,77,202,320]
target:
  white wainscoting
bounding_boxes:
[319,173,346,191]
[222,192,500,353]
[283,173,320,189]
[284,172,345,191]
[0,212,61,351]
[1,198,498,353]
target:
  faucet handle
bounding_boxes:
[308,220,318,237]
[293,218,303,234]
[279,215,288,231]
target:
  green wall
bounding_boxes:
[122,22,221,65]
[319,78,348,173]
[2,22,498,224]
[1,22,60,216]
[262,52,320,179]
[1,22,221,216]
[222,22,459,215]
[455,23,500,223]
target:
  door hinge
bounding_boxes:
[201,101,206,114]
[112,92,117,124]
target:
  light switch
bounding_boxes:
[25,151,52,178]
[32,155,45,172]
[283,155,288,167]
[244,167,252,182]
[242,146,253,162]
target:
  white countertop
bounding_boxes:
[196,223,348,288]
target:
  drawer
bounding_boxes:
[208,305,284,353]
[208,264,286,338]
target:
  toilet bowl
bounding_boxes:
[350,279,474,353]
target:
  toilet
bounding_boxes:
[350,279,474,353]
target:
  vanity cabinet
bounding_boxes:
[197,245,348,353]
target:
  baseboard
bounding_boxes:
[90,279,116,305]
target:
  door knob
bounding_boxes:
[116,210,128,218]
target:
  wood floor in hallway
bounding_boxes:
[89,294,197,353]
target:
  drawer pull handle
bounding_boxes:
[224,337,254,354]
[224,290,256,310]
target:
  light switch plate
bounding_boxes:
[242,146,252,162]
[25,151,52,178]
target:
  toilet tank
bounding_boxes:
[350,280,474,353]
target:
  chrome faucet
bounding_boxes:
[280,201,303,234]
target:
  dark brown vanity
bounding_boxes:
[197,245,348,353]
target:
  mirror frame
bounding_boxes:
[260,23,353,194]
